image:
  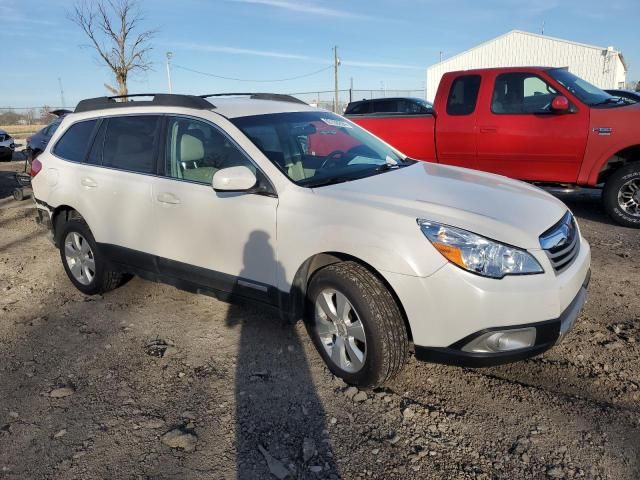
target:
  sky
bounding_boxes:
[1,0,638,109]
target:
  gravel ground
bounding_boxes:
[0,159,638,479]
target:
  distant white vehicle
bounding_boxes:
[0,128,15,161]
[31,93,591,386]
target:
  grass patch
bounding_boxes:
[0,124,46,136]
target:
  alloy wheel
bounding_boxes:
[618,178,640,217]
[64,232,96,286]
[314,288,367,373]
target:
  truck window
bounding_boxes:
[492,73,558,114]
[446,75,481,116]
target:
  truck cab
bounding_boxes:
[346,67,640,227]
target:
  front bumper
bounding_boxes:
[414,269,590,367]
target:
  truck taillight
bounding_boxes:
[30,158,42,177]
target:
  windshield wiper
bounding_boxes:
[591,97,626,106]
[303,176,357,188]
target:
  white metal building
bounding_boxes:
[426,30,627,101]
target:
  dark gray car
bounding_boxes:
[26,109,71,158]
[604,89,640,103]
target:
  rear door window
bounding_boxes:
[346,101,371,115]
[52,119,98,162]
[372,100,399,113]
[102,115,162,174]
[446,75,481,115]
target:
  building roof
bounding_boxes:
[431,30,624,69]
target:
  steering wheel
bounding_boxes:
[319,150,351,170]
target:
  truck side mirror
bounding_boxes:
[551,96,570,113]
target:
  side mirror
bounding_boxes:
[212,166,257,192]
[551,95,570,113]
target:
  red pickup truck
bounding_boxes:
[346,67,640,228]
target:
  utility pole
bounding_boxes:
[166,52,174,93]
[58,77,66,108]
[439,51,443,62]
[333,46,340,113]
[541,21,545,35]
[349,77,353,103]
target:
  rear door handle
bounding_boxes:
[479,126,498,133]
[81,177,97,188]
[157,192,181,205]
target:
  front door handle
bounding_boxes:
[157,192,181,205]
[81,177,97,188]
[479,126,498,133]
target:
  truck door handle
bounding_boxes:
[479,126,497,133]
[81,177,97,188]
[157,192,181,205]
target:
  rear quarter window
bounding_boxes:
[52,120,98,162]
[446,75,481,115]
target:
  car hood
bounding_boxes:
[313,162,569,250]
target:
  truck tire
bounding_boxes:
[603,163,640,228]
[306,261,408,387]
[58,218,124,295]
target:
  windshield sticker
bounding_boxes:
[321,118,353,129]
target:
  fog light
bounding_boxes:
[462,327,536,353]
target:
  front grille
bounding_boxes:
[539,211,580,274]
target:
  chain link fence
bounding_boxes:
[288,89,425,113]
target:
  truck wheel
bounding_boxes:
[603,163,640,228]
[305,261,408,387]
[58,219,124,295]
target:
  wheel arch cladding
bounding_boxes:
[287,252,413,341]
[52,205,86,246]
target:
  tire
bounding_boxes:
[305,261,408,387]
[12,188,24,201]
[58,218,124,295]
[602,163,640,228]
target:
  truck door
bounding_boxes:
[475,71,589,182]
[434,74,481,169]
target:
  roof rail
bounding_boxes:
[75,94,215,113]
[200,93,307,105]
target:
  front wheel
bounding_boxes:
[603,163,640,228]
[305,262,408,387]
[58,219,124,295]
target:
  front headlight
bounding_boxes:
[417,219,543,279]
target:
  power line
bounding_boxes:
[172,64,333,83]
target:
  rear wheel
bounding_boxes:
[305,261,408,387]
[58,219,124,295]
[603,163,640,228]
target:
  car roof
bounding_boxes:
[211,97,319,118]
[350,97,429,104]
[446,66,552,75]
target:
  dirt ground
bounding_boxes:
[0,159,638,480]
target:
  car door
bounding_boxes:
[149,115,279,303]
[475,71,589,182]
[67,115,161,270]
[434,74,482,168]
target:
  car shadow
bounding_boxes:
[548,188,616,226]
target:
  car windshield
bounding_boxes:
[547,68,625,107]
[232,111,413,187]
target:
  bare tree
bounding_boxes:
[70,0,155,97]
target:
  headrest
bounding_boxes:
[180,134,204,162]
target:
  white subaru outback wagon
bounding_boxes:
[31,93,591,387]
